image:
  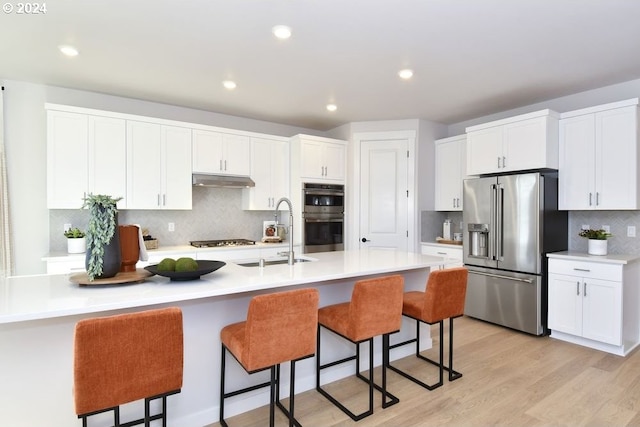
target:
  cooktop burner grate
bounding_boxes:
[189,239,256,248]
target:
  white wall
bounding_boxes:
[2,79,322,275]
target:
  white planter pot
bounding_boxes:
[588,239,607,256]
[67,237,86,254]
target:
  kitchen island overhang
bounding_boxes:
[0,249,447,427]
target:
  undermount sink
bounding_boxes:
[234,256,316,267]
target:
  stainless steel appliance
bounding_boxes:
[302,183,344,253]
[463,171,567,335]
[190,239,256,248]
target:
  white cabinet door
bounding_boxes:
[324,142,346,181]
[595,106,638,209]
[559,101,639,210]
[502,116,549,172]
[300,138,326,180]
[548,273,583,337]
[243,137,289,210]
[47,110,89,208]
[88,116,127,207]
[435,135,465,211]
[558,114,595,210]
[127,121,192,209]
[192,130,250,176]
[127,121,163,209]
[466,126,502,175]
[161,126,192,210]
[582,278,622,345]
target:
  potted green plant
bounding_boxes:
[83,194,123,280]
[64,227,86,254]
[579,228,612,255]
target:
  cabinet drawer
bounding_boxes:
[421,244,463,260]
[548,259,622,281]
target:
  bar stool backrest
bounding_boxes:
[73,307,184,416]
[348,275,404,342]
[422,267,468,323]
[243,288,319,372]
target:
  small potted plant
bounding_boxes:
[83,194,123,280]
[579,228,612,255]
[64,227,86,254]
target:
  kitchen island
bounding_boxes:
[0,249,445,427]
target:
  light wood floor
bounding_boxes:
[210,316,640,426]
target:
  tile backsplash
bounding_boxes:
[49,187,281,252]
[421,210,640,256]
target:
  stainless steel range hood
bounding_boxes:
[192,173,255,188]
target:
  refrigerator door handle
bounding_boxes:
[470,270,535,284]
[490,184,497,260]
[496,183,504,261]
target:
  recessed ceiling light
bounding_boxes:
[272,25,292,40]
[59,45,79,57]
[222,80,237,90]
[326,104,337,112]
[398,69,414,80]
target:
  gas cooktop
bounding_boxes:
[189,239,256,248]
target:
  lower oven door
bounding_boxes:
[464,266,543,335]
[303,215,344,253]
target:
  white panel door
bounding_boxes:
[161,126,192,210]
[127,121,162,209]
[88,116,126,207]
[360,139,408,250]
[548,273,582,337]
[582,278,622,345]
[558,114,595,210]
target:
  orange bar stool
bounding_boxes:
[315,275,404,421]
[388,267,468,390]
[219,288,319,427]
[73,307,184,427]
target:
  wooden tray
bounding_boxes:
[435,238,463,245]
[70,269,152,286]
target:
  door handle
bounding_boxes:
[361,237,370,243]
[470,270,534,283]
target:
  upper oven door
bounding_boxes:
[303,184,344,214]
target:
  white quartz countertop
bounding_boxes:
[547,251,640,264]
[3,249,444,324]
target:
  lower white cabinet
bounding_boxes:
[421,242,463,269]
[547,255,640,356]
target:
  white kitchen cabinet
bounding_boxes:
[192,129,251,176]
[242,137,289,210]
[47,108,126,209]
[547,254,640,356]
[291,134,346,182]
[421,242,463,269]
[466,110,559,175]
[434,135,466,211]
[558,99,639,210]
[127,121,192,210]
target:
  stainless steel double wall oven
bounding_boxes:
[302,183,344,253]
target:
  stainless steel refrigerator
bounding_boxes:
[462,171,567,335]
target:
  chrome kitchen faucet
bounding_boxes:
[274,197,295,265]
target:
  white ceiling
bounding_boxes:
[2,0,640,131]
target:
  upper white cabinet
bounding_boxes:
[126,121,192,209]
[192,130,251,176]
[466,110,559,175]
[242,137,289,210]
[434,135,467,211]
[558,99,639,210]
[291,134,346,182]
[47,107,126,209]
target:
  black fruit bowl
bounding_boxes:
[145,260,226,281]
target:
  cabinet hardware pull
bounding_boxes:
[157,194,160,206]
[224,160,227,171]
[163,194,166,206]
[584,282,587,297]
[589,192,592,206]
[576,281,580,296]
[573,268,590,272]
[436,252,447,255]
[497,157,501,168]
[503,156,506,168]
[596,192,600,206]
[220,159,223,171]
[470,270,534,283]
[453,198,456,208]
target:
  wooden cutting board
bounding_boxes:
[435,238,463,245]
[69,269,152,286]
